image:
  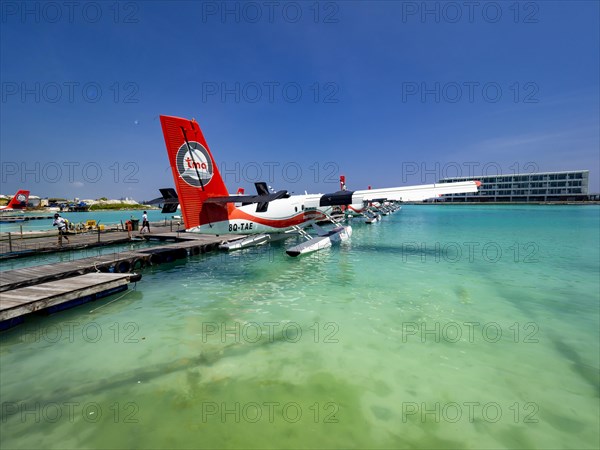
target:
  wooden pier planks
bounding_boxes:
[0,234,243,292]
[0,273,136,321]
[0,226,244,259]
[0,251,148,292]
[0,232,131,258]
[0,230,246,327]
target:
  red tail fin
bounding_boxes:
[160,115,229,229]
[6,190,30,209]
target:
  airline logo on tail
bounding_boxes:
[1,190,30,210]
[176,141,214,187]
[160,115,230,230]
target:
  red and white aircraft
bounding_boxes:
[0,190,30,218]
[160,115,480,254]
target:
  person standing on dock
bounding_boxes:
[140,211,150,234]
[53,213,70,247]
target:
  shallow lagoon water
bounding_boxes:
[0,205,598,449]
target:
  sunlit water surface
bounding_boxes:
[1,205,598,449]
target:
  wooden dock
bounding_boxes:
[0,226,246,328]
[0,273,140,329]
[0,234,243,292]
[0,251,148,292]
[0,224,183,260]
[0,215,54,223]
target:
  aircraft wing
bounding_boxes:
[319,180,481,206]
[356,180,481,202]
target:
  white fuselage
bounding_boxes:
[186,194,333,235]
[184,181,480,235]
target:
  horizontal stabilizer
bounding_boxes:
[159,188,179,200]
[158,187,180,213]
[161,203,179,214]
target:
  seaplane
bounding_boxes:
[159,115,481,256]
[337,176,401,220]
[0,190,30,222]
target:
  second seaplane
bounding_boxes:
[159,115,480,256]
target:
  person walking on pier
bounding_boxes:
[53,213,70,247]
[140,211,150,234]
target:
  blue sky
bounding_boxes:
[1,0,598,200]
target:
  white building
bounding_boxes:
[439,170,590,202]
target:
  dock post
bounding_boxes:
[20,225,23,239]
[97,227,101,243]
[8,232,12,252]
[170,220,173,232]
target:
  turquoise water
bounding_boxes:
[1,205,598,449]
